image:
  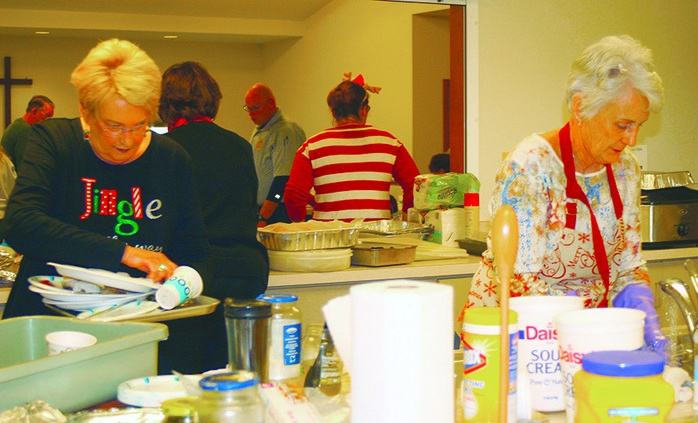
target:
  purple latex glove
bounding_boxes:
[612,282,669,362]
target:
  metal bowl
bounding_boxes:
[641,171,695,190]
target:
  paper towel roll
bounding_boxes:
[413,174,439,210]
[322,295,353,370]
[349,280,454,423]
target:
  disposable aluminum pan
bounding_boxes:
[351,243,416,267]
[641,171,695,190]
[359,220,434,240]
[258,223,360,251]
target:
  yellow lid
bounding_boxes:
[161,396,198,417]
[463,306,518,325]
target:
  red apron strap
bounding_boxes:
[565,202,578,230]
[606,163,624,220]
[559,123,623,307]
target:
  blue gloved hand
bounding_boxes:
[612,282,669,362]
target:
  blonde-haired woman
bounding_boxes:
[1,39,213,374]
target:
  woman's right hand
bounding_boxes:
[121,245,177,282]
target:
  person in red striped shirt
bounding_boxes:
[284,76,419,222]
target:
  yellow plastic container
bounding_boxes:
[460,307,518,423]
[573,350,674,422]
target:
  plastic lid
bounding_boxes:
[161,396,198,417]
[463,306,517,325]
[224,299,272,318]
[257,293,298,303]
[582,350,665,377]
[463,192,479,207]
[199,371,259,391]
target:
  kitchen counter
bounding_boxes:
[642,246,698,262]
[266,245,698,327]
[269,246,698,289]
[268,256,481,288]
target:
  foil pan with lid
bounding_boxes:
[641,171,695,190]
[359,219,434,240]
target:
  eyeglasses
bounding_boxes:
[36,109,53,120]
[243,98,270,112]
[98,120,149,138]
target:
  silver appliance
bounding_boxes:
[641,171,698,249]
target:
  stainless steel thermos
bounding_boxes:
[224,298,271,382]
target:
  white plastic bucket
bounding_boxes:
[510,296,585,413]
[553,307,645,423]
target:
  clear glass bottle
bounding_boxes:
[304,323,343,396]
[195,372,265,423]
[257,293,302,383]
[300,323,324,379]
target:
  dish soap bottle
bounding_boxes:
[463,192,480,238]
[304,323,343,396]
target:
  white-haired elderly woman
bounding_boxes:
[460,35,667,357]
[1,39,214,374]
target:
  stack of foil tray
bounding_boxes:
[258,221,360,251]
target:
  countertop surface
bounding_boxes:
[1,247,697,301]
[269,256,480,288]
[268,246,698,288]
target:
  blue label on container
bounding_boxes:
[283,323,301,365]
[608,407,659,417]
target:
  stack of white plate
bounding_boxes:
[28,263,159,312]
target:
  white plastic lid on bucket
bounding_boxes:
[553,308,645,352]
[510,296,585,313]
[553,307,646,423]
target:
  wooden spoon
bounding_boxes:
[491,204,518,422]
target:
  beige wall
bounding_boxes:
[2,0,698,221]
[0,0,445,160]
[259,0,445,157]
[0,37,264,137]
[413,12,450,173]
[474,0,698,219]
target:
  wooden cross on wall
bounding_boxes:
[0,57,33,129]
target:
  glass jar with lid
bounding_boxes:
[195,371,265,423]
[257,293,302,383]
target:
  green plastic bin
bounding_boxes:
[0,316,168,413]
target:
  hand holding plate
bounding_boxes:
[121,246,177,282]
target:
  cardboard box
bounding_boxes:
[408,208,466,248]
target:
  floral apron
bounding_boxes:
[462,125,628,313]
[553,122,625,307]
